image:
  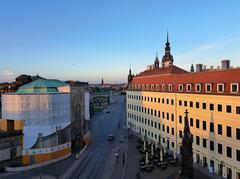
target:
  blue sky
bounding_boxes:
[0,0,240,83]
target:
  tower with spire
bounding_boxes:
[162,32,174,68]
[180,109,193,179]
[128,67,133,84]
[101,78,104,85]
[154,53,159,68]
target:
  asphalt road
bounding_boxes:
[69,95,126,179]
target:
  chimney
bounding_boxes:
[196,64,203,72]
[203,65,207,71]
[210,66,214,70]
[221,60,230,70]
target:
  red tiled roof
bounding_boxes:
[136,65,188,77]
[131,67,240,95]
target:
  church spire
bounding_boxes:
[154,52,159,68]
[128,66,133,84]
[162,31,174,68]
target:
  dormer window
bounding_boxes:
[156,84,160,91]
[169,84,173,91]
[162,84,166,91]
[231,83,239,93]
[138,85,141,90]
[217,83,224,93]
[142,85,145,91]
[179,84,184,92]
[135,85,137,90]
[186,84,192,92]
[205,84,212,93]
[195,84,201,92]
[146,85,150,91]
[151,84,155,91]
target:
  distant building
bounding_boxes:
[65,80,91,151]
[0,119,23,170]
[2,79,71,165]
[127,34,240,179]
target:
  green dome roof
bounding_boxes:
[17,79,68,94]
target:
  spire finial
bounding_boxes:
[156,52,158,58]
[167,30,169,43]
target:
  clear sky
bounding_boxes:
[0,0,240,83]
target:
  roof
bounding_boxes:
[17,79,68,94]
[136,65,188,77]
[130,67,240,95]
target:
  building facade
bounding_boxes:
[1,79,72,165]
[126,36,240,179]
[0,119,23,170]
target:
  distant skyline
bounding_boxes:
[0,0,240,83]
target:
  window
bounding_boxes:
[218,124,222,135]
[162,98,165,104]
[195,84,201,92]
[236,128,240,140]
[167,112,169,120]
[151,84,154,91]
[169,84,173,91]
[156,84,160,91]
[236,106,240,114]
[162,124,165,131]
[190,101,193,107]
[179,115,182,124]
[226,105,232,113]
[142,85,145,90]
[171,114,174,121]
[171,128,174,135]
[196,136,200,145]
[237,150,240,161]
[217,83,224,93]
[167,126,169,133]
[196,102,200,108]
[196,119,200,128]
[202,121,206,130]
[226,146,232,158]
[218,143,222,154]
[179,84,184,92]
[218,104,222,112]
[171,99,174,105]
[166,99,169,104]
[202,102,206,109]
[206,84,212,92]
[210,140,214,151]
[210,103,214,111]
[179,100,182,106]
[162,84,166,91]
[231,83,238,93]
[186,84,192,92]
[226,126,232,137]
[184,101,187,107]
[210,122,214,132]
[190,118,193,127]
[179,130,183,138]
[203,138,207,148]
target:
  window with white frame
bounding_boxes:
[195,84,201,92]
[217,83,224,93]
[231,83,239,93]
[146,85,150,91]
[142,85,145,90]
[151,84,155,91]
[179,84,184,92]
[162,84,166,91]
[169,84,173,91]
[138,85,141,90]
[186,84,192,92]
[205,84,212,93]
[156,84,160,91]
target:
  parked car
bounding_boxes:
[108,134,114,141]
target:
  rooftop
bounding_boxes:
[17,79,68,94]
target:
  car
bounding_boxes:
[106,111,110,113]
[108,134,114,141]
